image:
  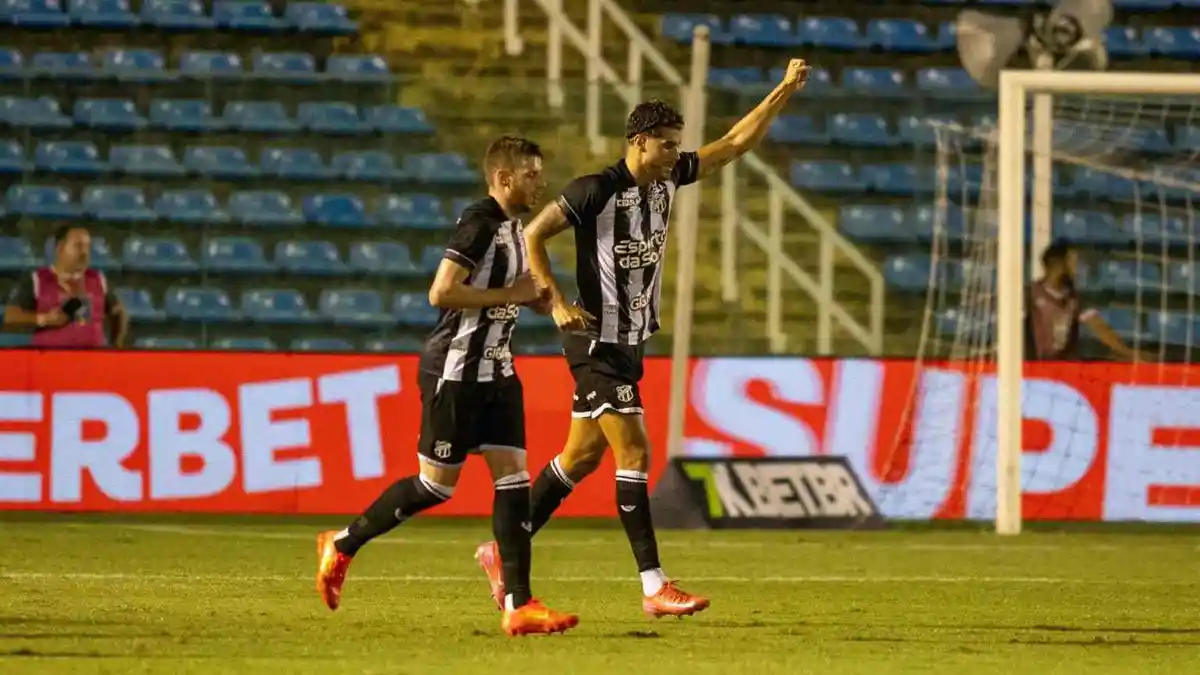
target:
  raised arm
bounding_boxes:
[695,58,810,180]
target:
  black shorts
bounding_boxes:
[417,372,526,467]
[562,333,646,419]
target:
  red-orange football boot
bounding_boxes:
[473,541,506,610]
[315,530,353,611]
[642,581,710,619]
[501,598,580,637]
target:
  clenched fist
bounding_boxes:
[781,58,811,91]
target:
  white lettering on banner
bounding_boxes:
[51,393,141,503]
[1107,385,1200,522]
[238,378,322,494]
[148,389,235,500]
[711,463,754,517]
[0,392,42,502]
[317,366,400,481]
[713,462,875,519]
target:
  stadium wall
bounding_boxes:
[0,350,1197,523]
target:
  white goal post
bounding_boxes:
[994,69,1200,535]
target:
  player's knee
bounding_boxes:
[559,437,606,479]
[418,461,462,498]
[482,447,527,480]
[613,443,651,472]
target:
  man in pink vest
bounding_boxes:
[4,225,128,348]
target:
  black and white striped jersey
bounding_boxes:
[420,196,528,383]
[555,152,699,345]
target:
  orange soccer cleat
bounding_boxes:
[315,530,353,611]
[474,541,506,611]
[502,599,580,637]
[642,581,710,619]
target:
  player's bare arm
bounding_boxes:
[1081,313,1149,361]
[107,298,128,347]
[695,58,811,180]
[428,258,539,309]
[524,203,594,331]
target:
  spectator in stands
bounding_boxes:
[4,225,128,348]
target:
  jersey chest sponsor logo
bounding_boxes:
[614,228,669,270]
[629,287,653,311]
[615,187,640,208]
[485,304,521,321]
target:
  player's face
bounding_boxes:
[57,229,90,271]
[503,156,545,214]
[643,127,682,180]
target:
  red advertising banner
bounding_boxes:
[3,350,1199,522]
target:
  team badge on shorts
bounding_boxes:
[615,385,634,403]
[433,441,453,459]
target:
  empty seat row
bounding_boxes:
[709,66,983,98]
[935,304,1200,348]
[1,97,429,135]
[126,334,563,354]
[0,0,355,35]
[0,145,475,184]
[2,185,470,228]
[0,47,387,81]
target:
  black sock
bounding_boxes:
[493,471,533,608]
[528,456,576,535]
[334,475,450,556]
[616,470,660,572]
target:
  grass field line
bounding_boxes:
[92,523,1198,552]
[0,571,1190,586]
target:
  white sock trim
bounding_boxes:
[550,456,576,488]
[494,470,531,490]
[616,469,648,483]
[418,474,455,500]
[640,568,667,596]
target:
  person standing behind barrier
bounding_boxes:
[4,225,128,348]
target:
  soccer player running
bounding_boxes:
[315,136,579,637]
[474,59,811,618]
[1027,240,1145,361]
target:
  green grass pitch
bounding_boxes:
[0,513,1197,674]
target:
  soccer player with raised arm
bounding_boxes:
[474,60,812,619]
[314,136,578,637]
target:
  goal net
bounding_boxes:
[902,71,1200,533]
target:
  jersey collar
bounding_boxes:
[611,156,637,187]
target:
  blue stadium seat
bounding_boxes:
[349,241,419,276]
[82,185,155,222]
[141,0,213,30]
[110,144,185,177]
[838,205,914,244]
[228,190,302,226]
[375,194,444,228]
[0,236,37,272]
[212,0,286,32]
[69,0,138,28]
[1146,311,1190,347]
[729,14,799,47]
[297,102,368,135]
[99,48,171,82]
[291,337,355,352]
[1070,167,1116,198]
[211,336,277,351]
[660,14,724,44]
[222,100,297,133]
[260,147,334,180]
[319,289,390,327]
[114,288,164,322]
[916,68,984,99]
[799,17,864,50]
[1167,262,1200,294]
[883,255,932,293]
[1096,308,1142,342]
[906,204,969,244]
[708,67,764,90]
[934,309,993,342]
[156,189,229,225]
[82,236,118,270]
[203,237,275,274]
[74,98,146,131]
[841,67,906,97]
[184,145,260,178]
[0,48,22,77]
[6,185,80,218]
[364,336,424,353]
[5,0,71,27]
[933,21,956,51]
[241,289,318,324]
[867,19,935,53]
[179,50,244,78]
[1,96,71,129]
[123,236,198,273]
[1105,27,1147,58]
[150,99,222,132]
[393,292,439,327]
[418,245,444,273]
[251,52,317,81]
[0,139,27,173]
[332,150,401,181]
[1094,260,1161,294]
[165,286,238,322]
[1123,213,1190,247]
[135,336,197,349]
[1054,210,1125,246]
[405,153,476,184]
[326,54,390,81]
[828,113,895,147]
[364,105,434,134]
[275,240,348,276]
[449,197,475,219]
[789,161,863,193]
[34,140,103,174]
[30,51,93,78]
[766,116,827,144]
[1144,27,1200,58]
[286,2,355,35]
[897,114,959,147]
[862,163,933,196]
[303,193,368,228]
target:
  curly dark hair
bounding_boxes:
[625,100,685,140]
[1041,239,1072,268]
